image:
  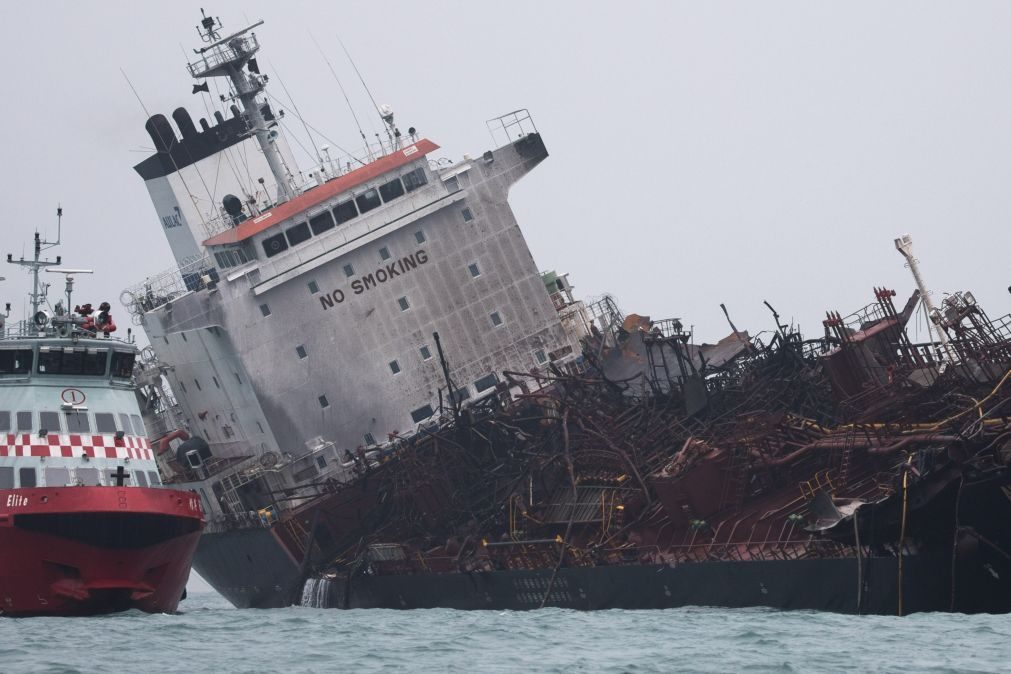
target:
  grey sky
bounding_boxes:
[2,1,1008,344]
[1,0,1007,598]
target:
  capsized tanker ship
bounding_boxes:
[1,224,203,617]
[123,12,1009,614]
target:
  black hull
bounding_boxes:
[307,544,1010,615]
[193,526,303,609]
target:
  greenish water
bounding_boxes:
[2,591,1009,673]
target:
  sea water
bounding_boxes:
[2,591,1009,673]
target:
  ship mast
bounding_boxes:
[188,10,295,203]
[6,207,63,319]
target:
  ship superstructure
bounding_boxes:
[123,14,588,604]
[0,224,203,616]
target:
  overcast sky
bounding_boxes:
[1,1,1008,343]
[2,1,1008,594]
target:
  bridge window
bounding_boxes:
[131,415,145,435]
[16,411,32,431]
[474,373,498,393]
[285,222,312,247]
[262,232,288,258]
[44,467,70,487]
[309,211,336,235]
[410,405,435,423]
[111,351,136,379]
[355,188,381,214]
[148,471,162,486]
[119,413,135,435]
[39,411,60,434]
[0,349,33,374]
[364,432,376,446]
[76,467,101,486]
[37,348,106,376]
[419,345,432,361]
[535,349,548,365]
[18,467,36,488]
[65,411,90,433]
[0,467,12,489]
[402,167,428,192]
[0,411,8,431]
[333,200,358,224]
[379,177,405,202]
[135,471,148,487]
[95,413,117,434]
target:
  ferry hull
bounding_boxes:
[0,487,203,617]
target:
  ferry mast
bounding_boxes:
[188,11,294,202]
[6,207,63,319]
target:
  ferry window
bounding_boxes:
[0,349,33,374]
[16,411,32,431]
[410,405,435,423]
[355,188,381,214]
[95,413,117,433]
[38,348,106,376]
[18,467,36,488]
[131,415,145,436]
[135,471,149,487]
[309,211,335,236]
[285,222,312,247]
[468,263,481,278]
[315,455,327,469]
[0,467,12,489]
[419,345,432,361]
[119,413,135,435]
[308,280,320,294]
[39,411,60,434]
[45,467,70,487]
[461,207,474,222]
[65,411,91,433]
[379,177,405,202]
[398,297,410,312]
[444,175,459,192]
[214,252,228,268]
[389,360,401,375]
[76,467,101,486]
[318,395,330,409]
[402,167,427,192]
[0,411,9,431]
[490,311,504,327]
[379,246,392,261]
[474,373,498,393]
[111,351,136,378]
[535,349,548,365]
[343,263,355,278]
[363,432,376,446]
[414,230,426,244]
[450,386,471,404]
[333,200,358,224]
[262,232,289,258]
[296,345,308,359]
[260,303,271,317]
[148,471,162,487]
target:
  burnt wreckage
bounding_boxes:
[286,285,1011,614]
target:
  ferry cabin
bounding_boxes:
[0,339,160,490]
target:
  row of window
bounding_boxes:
[0,466,161,489]
[0,348,135,378]
[213,246,251,270]
[0,410,145,436]
[261,167,429,259]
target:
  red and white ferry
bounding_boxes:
[0,224,204,616]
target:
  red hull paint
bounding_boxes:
[0,486,204,617]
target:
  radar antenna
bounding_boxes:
[894,234,957,365]
[187,12,295,202]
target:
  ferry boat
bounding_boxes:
[0,224,204,616]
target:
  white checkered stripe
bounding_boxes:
[0,433,153,460]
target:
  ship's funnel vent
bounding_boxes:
[145,114,178,153]
[172,107,198,139]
